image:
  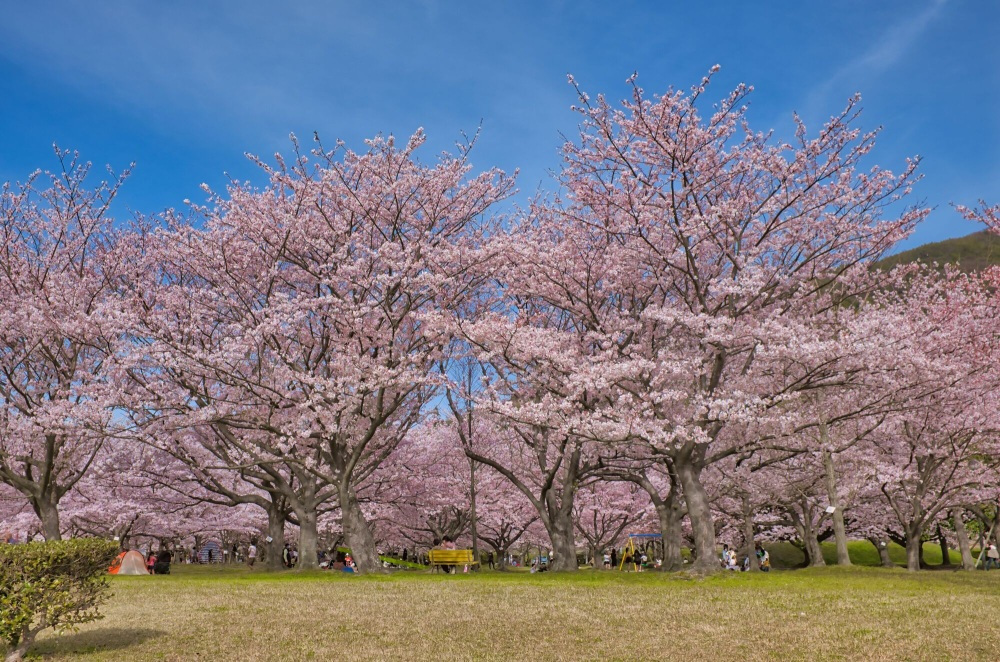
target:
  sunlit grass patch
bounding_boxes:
[27,564,1000,661]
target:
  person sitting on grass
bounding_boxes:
[154,547,173,575]
[756,544,771,572]
[723,546,739,571]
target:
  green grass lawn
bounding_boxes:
[25,556,1000,661]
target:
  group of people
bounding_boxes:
[318,550,357,572]
[601,549,652,571]
[720,544,770,572]
[281,543,299,568]
[530,555,550,573]
[145,548,173,574]
[601,547,656,571]
[430,536,460,573]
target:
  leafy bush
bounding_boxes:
[0,538,119,662]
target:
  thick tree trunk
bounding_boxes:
[5,629,33,662]
[952,510,975,571]
[794,541,811,567]
[675,460,717,573]
[790,506,825,568]
[905,528,922,572]
[869,537,894,567]
[34,498,62,542]
[654,501,683,571]
[936,523,952,567]
[821,446,851,566]
[545,511,578,571]
[804,528,825,567]
[589,544,601,568]
[340,485,380,574]
[296,509,319,570]
[265,502,286,571]
[741,494,759,571]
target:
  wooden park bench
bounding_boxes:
[427,549,478,572]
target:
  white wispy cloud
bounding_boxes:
[801,0,949,120]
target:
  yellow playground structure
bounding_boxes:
[617,532,662,571]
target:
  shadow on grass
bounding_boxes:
[30,627,164,658]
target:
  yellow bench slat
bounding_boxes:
[428,549,477,564]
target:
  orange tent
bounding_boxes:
[109,550,149,575]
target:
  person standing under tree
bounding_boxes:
[247,541,257,568]
[986,543,999,569]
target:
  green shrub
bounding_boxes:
[0,538,119,662]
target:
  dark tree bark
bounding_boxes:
[675,459,717,572]
[339,484,380,574]
[821,443,850,566]
[952,509,975,571]
[868,537,895,567]
[936,523,952,567]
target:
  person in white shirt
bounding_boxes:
[247,543,258,568]
[986,543,999,570]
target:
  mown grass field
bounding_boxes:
[27,542,1000,661]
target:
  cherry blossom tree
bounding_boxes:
[461,69,924,571]
[129,418,318,571]
[370,423,472,549]
[0,151,131,540]
[866,268,1000,571]
[126,131,513,572]
[446,410,600,571]
[474,465,539,569]
[573,479,649,567]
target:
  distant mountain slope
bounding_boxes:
[879,230,1000,271]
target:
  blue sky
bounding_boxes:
[1,0,997,248]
